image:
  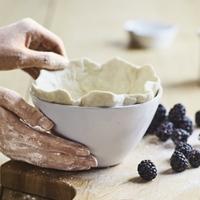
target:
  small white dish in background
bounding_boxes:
[31,89,162,167]
[124,20,178,48]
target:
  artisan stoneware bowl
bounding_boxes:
[31,88,162,167]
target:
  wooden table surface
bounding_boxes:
[0,0,200,199]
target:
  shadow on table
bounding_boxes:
[106,40,146,50]
[160,168,174,175]
[146,136,174,150]
[128,177,151,184]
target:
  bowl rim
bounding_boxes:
[31,87,162,110]
[124,20,178,37]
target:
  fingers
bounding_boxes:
[5,151,97,171]
[47,132,91,156]
[23,18,67,57]
[31,20,67,57]
[27,130,91,157]
[0,18,68,71]
[43,153,97,171]
[18,18,67,57]
[0,106,98,171]
[0,87,53,130]
[38,31,67,57]
[71,155,97,170]
[20,49,68,70]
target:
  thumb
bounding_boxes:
[21,49,69,70]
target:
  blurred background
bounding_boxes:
[0,0,200,116]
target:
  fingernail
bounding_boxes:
[76,148,90,156]
[38,116,54,130]
[89,155,98,168]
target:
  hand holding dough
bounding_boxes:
[0,18,68,79]
[0,87,97,170]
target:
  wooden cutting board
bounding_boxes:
[0,160,76,200]
[1,131,200,200]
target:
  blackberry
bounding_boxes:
[155,121,173,141]
[145,121,161,135]
[174,116,193,135]
[153,104,167,122]
[145,104,166,135]
[195,111,200,127]
[137,160,157,181]
[171,128,190,144]
[170,151,189,172]
[168,103,186,123]
[175,142,193,159]
[188,149,200,168]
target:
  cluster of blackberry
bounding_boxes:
[137,104,200,181]
[146,103,193,144]
[170,143,200,172]
[138,145,200,181]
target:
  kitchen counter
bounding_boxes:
[0,0,200,199]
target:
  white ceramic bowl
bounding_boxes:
[124,20,178,48]
[32,89,162,167]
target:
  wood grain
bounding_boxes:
[1,187,50,200]
[1,0,200,200]
[0,160,76,200]
[1,130,200,200]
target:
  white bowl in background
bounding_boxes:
[32,89,162,167]
[124,20,178,48]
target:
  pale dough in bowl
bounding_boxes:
[31,57,161,107]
